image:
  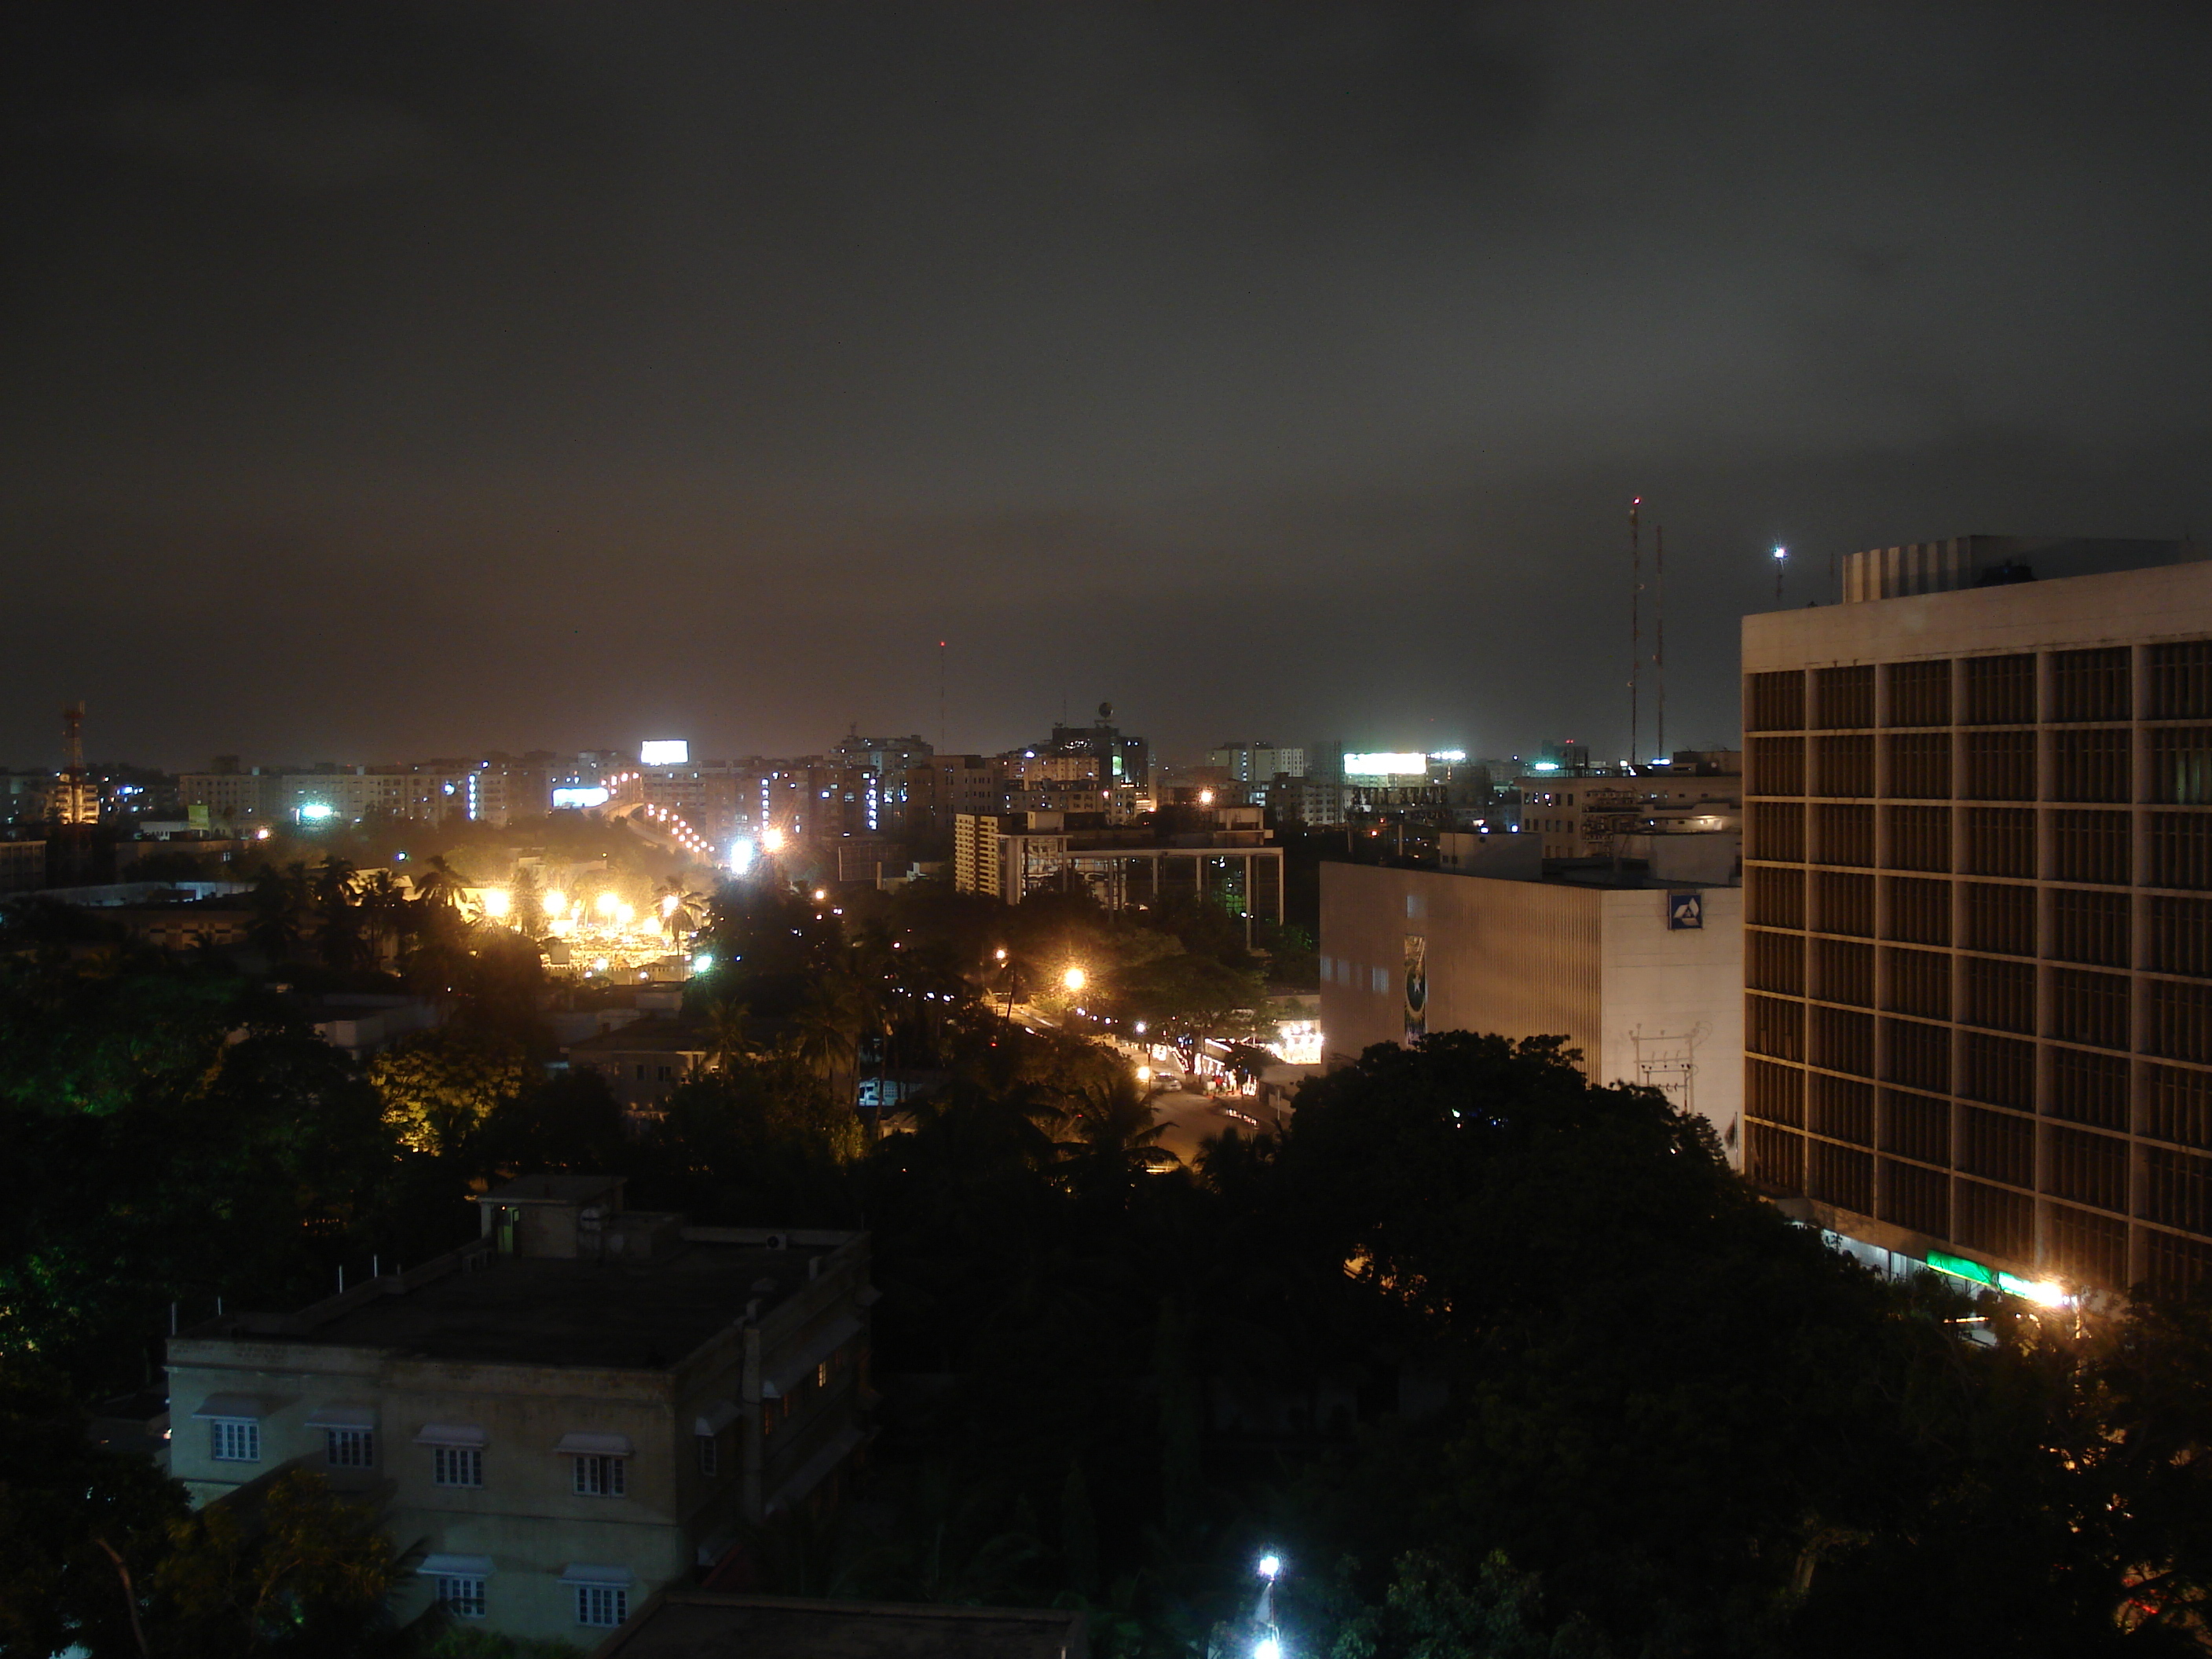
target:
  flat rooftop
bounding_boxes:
[591,1592,1086,1659]
[276,1241,835,1370]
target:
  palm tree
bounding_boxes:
[312,855,368,972]
[357,870,406,965]
[511,863,544,935]
[247,862,311,961]
[793,975,863,1105]
[702,999,756,1071]
[409,854,465,910]
[1057,1070,1177,1203]
[656,876,707,950]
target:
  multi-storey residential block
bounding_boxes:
[1741,538,2212,1297]
[167,1177,873,1645]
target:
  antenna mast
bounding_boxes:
[1655,525,1666,763]
[1628,497,1642,770]
[938,639,947,753]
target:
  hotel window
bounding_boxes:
[325,1428,375,1469]
[1877,1158,1950,1237]
[1883,805,1950,873]
[2052,888,2130,969]
[1815,665,1875,731]
[1747,735,1805,796]
[1964,731,2036,801]
[1883,947,1950,1021]
[1747,670,1806,732]
[1883,876,1952,947]
[437,1577,487,1619]
[1884,733,1951,800]
[2148,727,2212,804]
[2050,811,2130,886]
[1964,654,2036,725]
[575,1585,629,1628]
[1880,1089,1950,1167]
[2050,646,2132,722]
[2050,728,2131,804]
[434,1446,483,1488]
[1884,659,1952,728]
[573,1456,627,1497]
[2048,1048,2130,1133]
[1813,870,1875,937]
[2149,641,2212,720]
[210,1419,260,1463]
[2149,812,2212,890]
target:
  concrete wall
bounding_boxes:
[1597,884,1745,1163]
[1745,558,2212,673]
[1320,863,1742,1162]
[1320,863,1601,1069]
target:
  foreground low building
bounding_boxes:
[167,1176,874,1644]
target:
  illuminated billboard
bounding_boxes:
[639,739,689,766]
[1343,752,1429,779]
[552,786,610,810]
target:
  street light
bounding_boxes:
[1773,544,1787,603]
[1062,966,1086,994]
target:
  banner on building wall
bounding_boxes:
[1403,933,1427,1044]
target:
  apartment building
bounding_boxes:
[167,1177,873,1645]
[1741,540,2212,1296]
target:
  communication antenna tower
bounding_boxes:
[1654,525,1666,763]
[1628,497,1642,769]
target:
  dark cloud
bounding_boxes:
[3,2,2209,770]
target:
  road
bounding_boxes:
[1005,1002,1270,1165]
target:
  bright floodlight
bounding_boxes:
[728,837,756,874]
[1134,1020,1147,1034]
[661,894,680,917]
[692,953,714,972]
[595,891,622,917]
[760,827,786,852]
[613,902,635,927]
[1062,966,1086,993]
[481,888,511,918]
[1199,788,1214,806]
[1258,1554,1281,1580]
[1773,544,1787,561]
[1254,1639,1281,1659]
[814,888,827,902]
[544,890,566,916]
[298,802,335,821]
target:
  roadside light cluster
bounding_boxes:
[635,802,712,859]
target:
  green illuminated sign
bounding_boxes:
[1926,1251,1996,1287]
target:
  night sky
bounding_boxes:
[6,3,2210,773]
